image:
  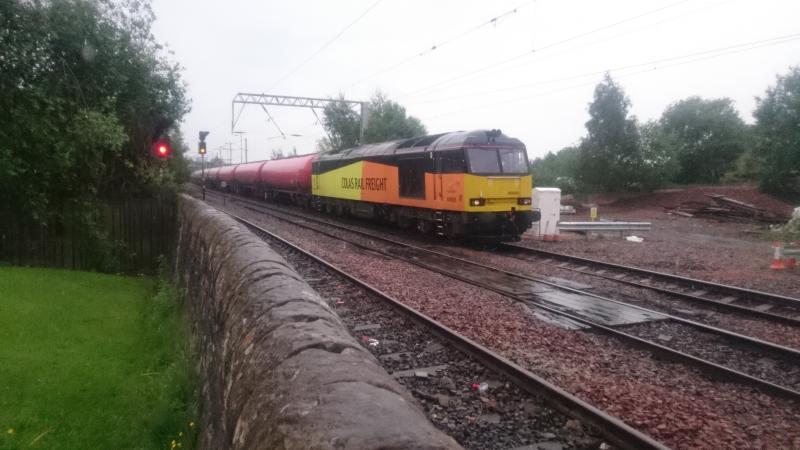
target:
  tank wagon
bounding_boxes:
[193,129,540,241]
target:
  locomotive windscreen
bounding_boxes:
[466,148,528,175]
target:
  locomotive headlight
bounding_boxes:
[470,198,485,207]
[518,197,532,205]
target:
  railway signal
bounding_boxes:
[152,138,172,159]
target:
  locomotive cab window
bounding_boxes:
[499,148,529,174]
[466,148,500,174]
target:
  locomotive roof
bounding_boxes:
[316,129,524,161]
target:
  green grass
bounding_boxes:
[0,267,196,450]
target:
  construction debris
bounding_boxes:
[664,193,787,224]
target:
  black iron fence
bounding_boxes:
[0,195,176,274]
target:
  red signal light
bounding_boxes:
[152,139,172,159]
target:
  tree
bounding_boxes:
[639,120,680,189]
[659,97,749,184]
[318,92,426,152]
[362,92,426,143]
[576,74,644,192]
[0,0,189,221]
[318,94,362,152]
[529,146,581,193]
[753,66,800,200]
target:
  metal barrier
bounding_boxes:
[558,221,651,232]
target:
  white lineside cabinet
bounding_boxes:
[531,187,561,238]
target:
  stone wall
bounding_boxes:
[174,195,460,449]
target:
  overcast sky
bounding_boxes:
[150,0,800,163]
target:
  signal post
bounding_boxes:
[199,131,209,200]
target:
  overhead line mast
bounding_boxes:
[230,93,369,141]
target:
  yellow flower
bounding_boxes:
[179,432,183,437]
[170,439,177,449]
[188,421,195,428]
[6,428,14,435]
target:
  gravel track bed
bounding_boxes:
[618,321,800,391]
[244,224,604,450]
[435,245,800,351]
[234,201,800,390]
[222,194,800,352]
[513,233,800,299]
[207,195,800,449]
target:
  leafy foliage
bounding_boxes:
[576,74,646,192]
[529,146,581,193]
[0,0,189,222]
[638,120,680,189]
[362,92,426,144]
[536,79,764,194]
[318,92,426,152]
[318,94,362,152]
[659,97,749,184]
[753,66,800,201]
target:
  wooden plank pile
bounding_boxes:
[665,193,787,224]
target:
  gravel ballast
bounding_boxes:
[245,222,606,450]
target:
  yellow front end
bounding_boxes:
[462,174,533,212]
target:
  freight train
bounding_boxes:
[192,129,540,241]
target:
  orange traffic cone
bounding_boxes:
[770,241,786,270]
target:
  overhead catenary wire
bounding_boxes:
[411,29,792,106]
[400,0,691,99]
[487,0,735,86]
[267,0,383,91]
[420,32,800,121]
[344,0,536,90]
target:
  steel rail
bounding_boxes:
[220,208,670,450]
[501,244,800,309]
[499,248,800,328]
[209,194,800,402]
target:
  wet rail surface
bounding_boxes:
[205,191,800,401]
[219,206,669,450]
[500,244,800,327]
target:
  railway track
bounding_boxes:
[499,244,800,327]
[206,191,800,402]
[220,207,669,450]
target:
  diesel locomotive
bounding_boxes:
[194,129,540,241]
